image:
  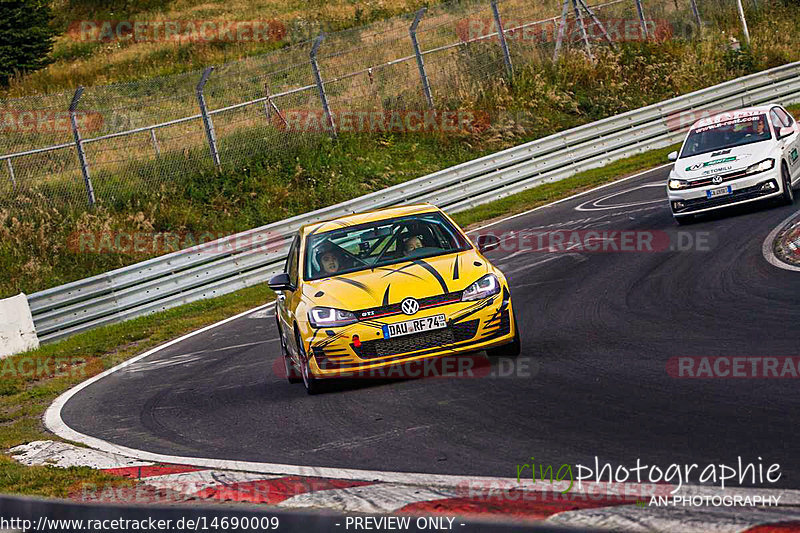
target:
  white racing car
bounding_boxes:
[667,104,800,224]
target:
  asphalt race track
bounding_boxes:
[60,166,800,488]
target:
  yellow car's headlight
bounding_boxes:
[308,307,358,328]
[462,274,500,301]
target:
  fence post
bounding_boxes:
[571,0,594,60]
[634,0,649,40]
[491,0,513,83]
[69,87,96,207]
[735,0,750,45]
[263,83,273,122]
[196,67,221,169]
[310,33,336,136]
[6,159,16,191]
[149,128,161,157]
[575,0,615,48]
[553,0,571,61]
[410,8,434,110]
[689,0,703,29]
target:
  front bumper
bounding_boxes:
[305,291,516,378]
[668,168,782,216]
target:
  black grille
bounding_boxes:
[355,319,480,359]
[496,310,511,336]
[673,180,777,213]
[356,292,462,320]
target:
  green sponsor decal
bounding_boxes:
[686,156,737,172]
[791,148,798,163]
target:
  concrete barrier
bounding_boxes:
[0,293,39,359]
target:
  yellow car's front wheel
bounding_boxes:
[296,330,325,395]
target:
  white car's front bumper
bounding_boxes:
[667,167,783,217]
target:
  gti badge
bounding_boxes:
[401,297,419,315]
[712,175,723,184]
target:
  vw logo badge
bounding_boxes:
[712,175,723,184]
[401,298,419,315]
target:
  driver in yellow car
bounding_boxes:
[318,248,342,275]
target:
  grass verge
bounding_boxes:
[0,144,678,497]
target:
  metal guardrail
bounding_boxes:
[28,61,800,343]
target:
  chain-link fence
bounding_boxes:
[0,0,737,212]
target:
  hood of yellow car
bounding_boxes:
[302,250,491,310]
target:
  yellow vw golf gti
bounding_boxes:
[269,204,520,394]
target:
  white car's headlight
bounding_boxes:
[308,307,358,328]
[745,158,774,175]
[668,179,690,190]
[461,274,501,302]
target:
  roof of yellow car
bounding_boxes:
[301,204,440,235]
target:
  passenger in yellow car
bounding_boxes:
[403,235,423,253]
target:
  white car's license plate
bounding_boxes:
[382,314,446,339]
[706,186,732,198]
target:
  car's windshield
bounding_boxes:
[680,114,771,158]
[304,212,471,280]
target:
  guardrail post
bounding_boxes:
[196,67,221,170]
[689,0,703,29]
[310,33,336,136]
[69,87,96,207]
[553,0,570,61]
[735,0,750,46]
[6,159,17,190]
[410,8,434,110]
[149,128,161,157]
[634,0,649,40]
[491,0,513,83]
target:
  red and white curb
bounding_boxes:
[9,441,800,532]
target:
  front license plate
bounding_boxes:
[382,314,446,339]
[706,186,732,198]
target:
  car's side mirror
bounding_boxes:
[268,272,295,292]
[476,234,501,253]
[777,126,794,140]
[668,151,678,162]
